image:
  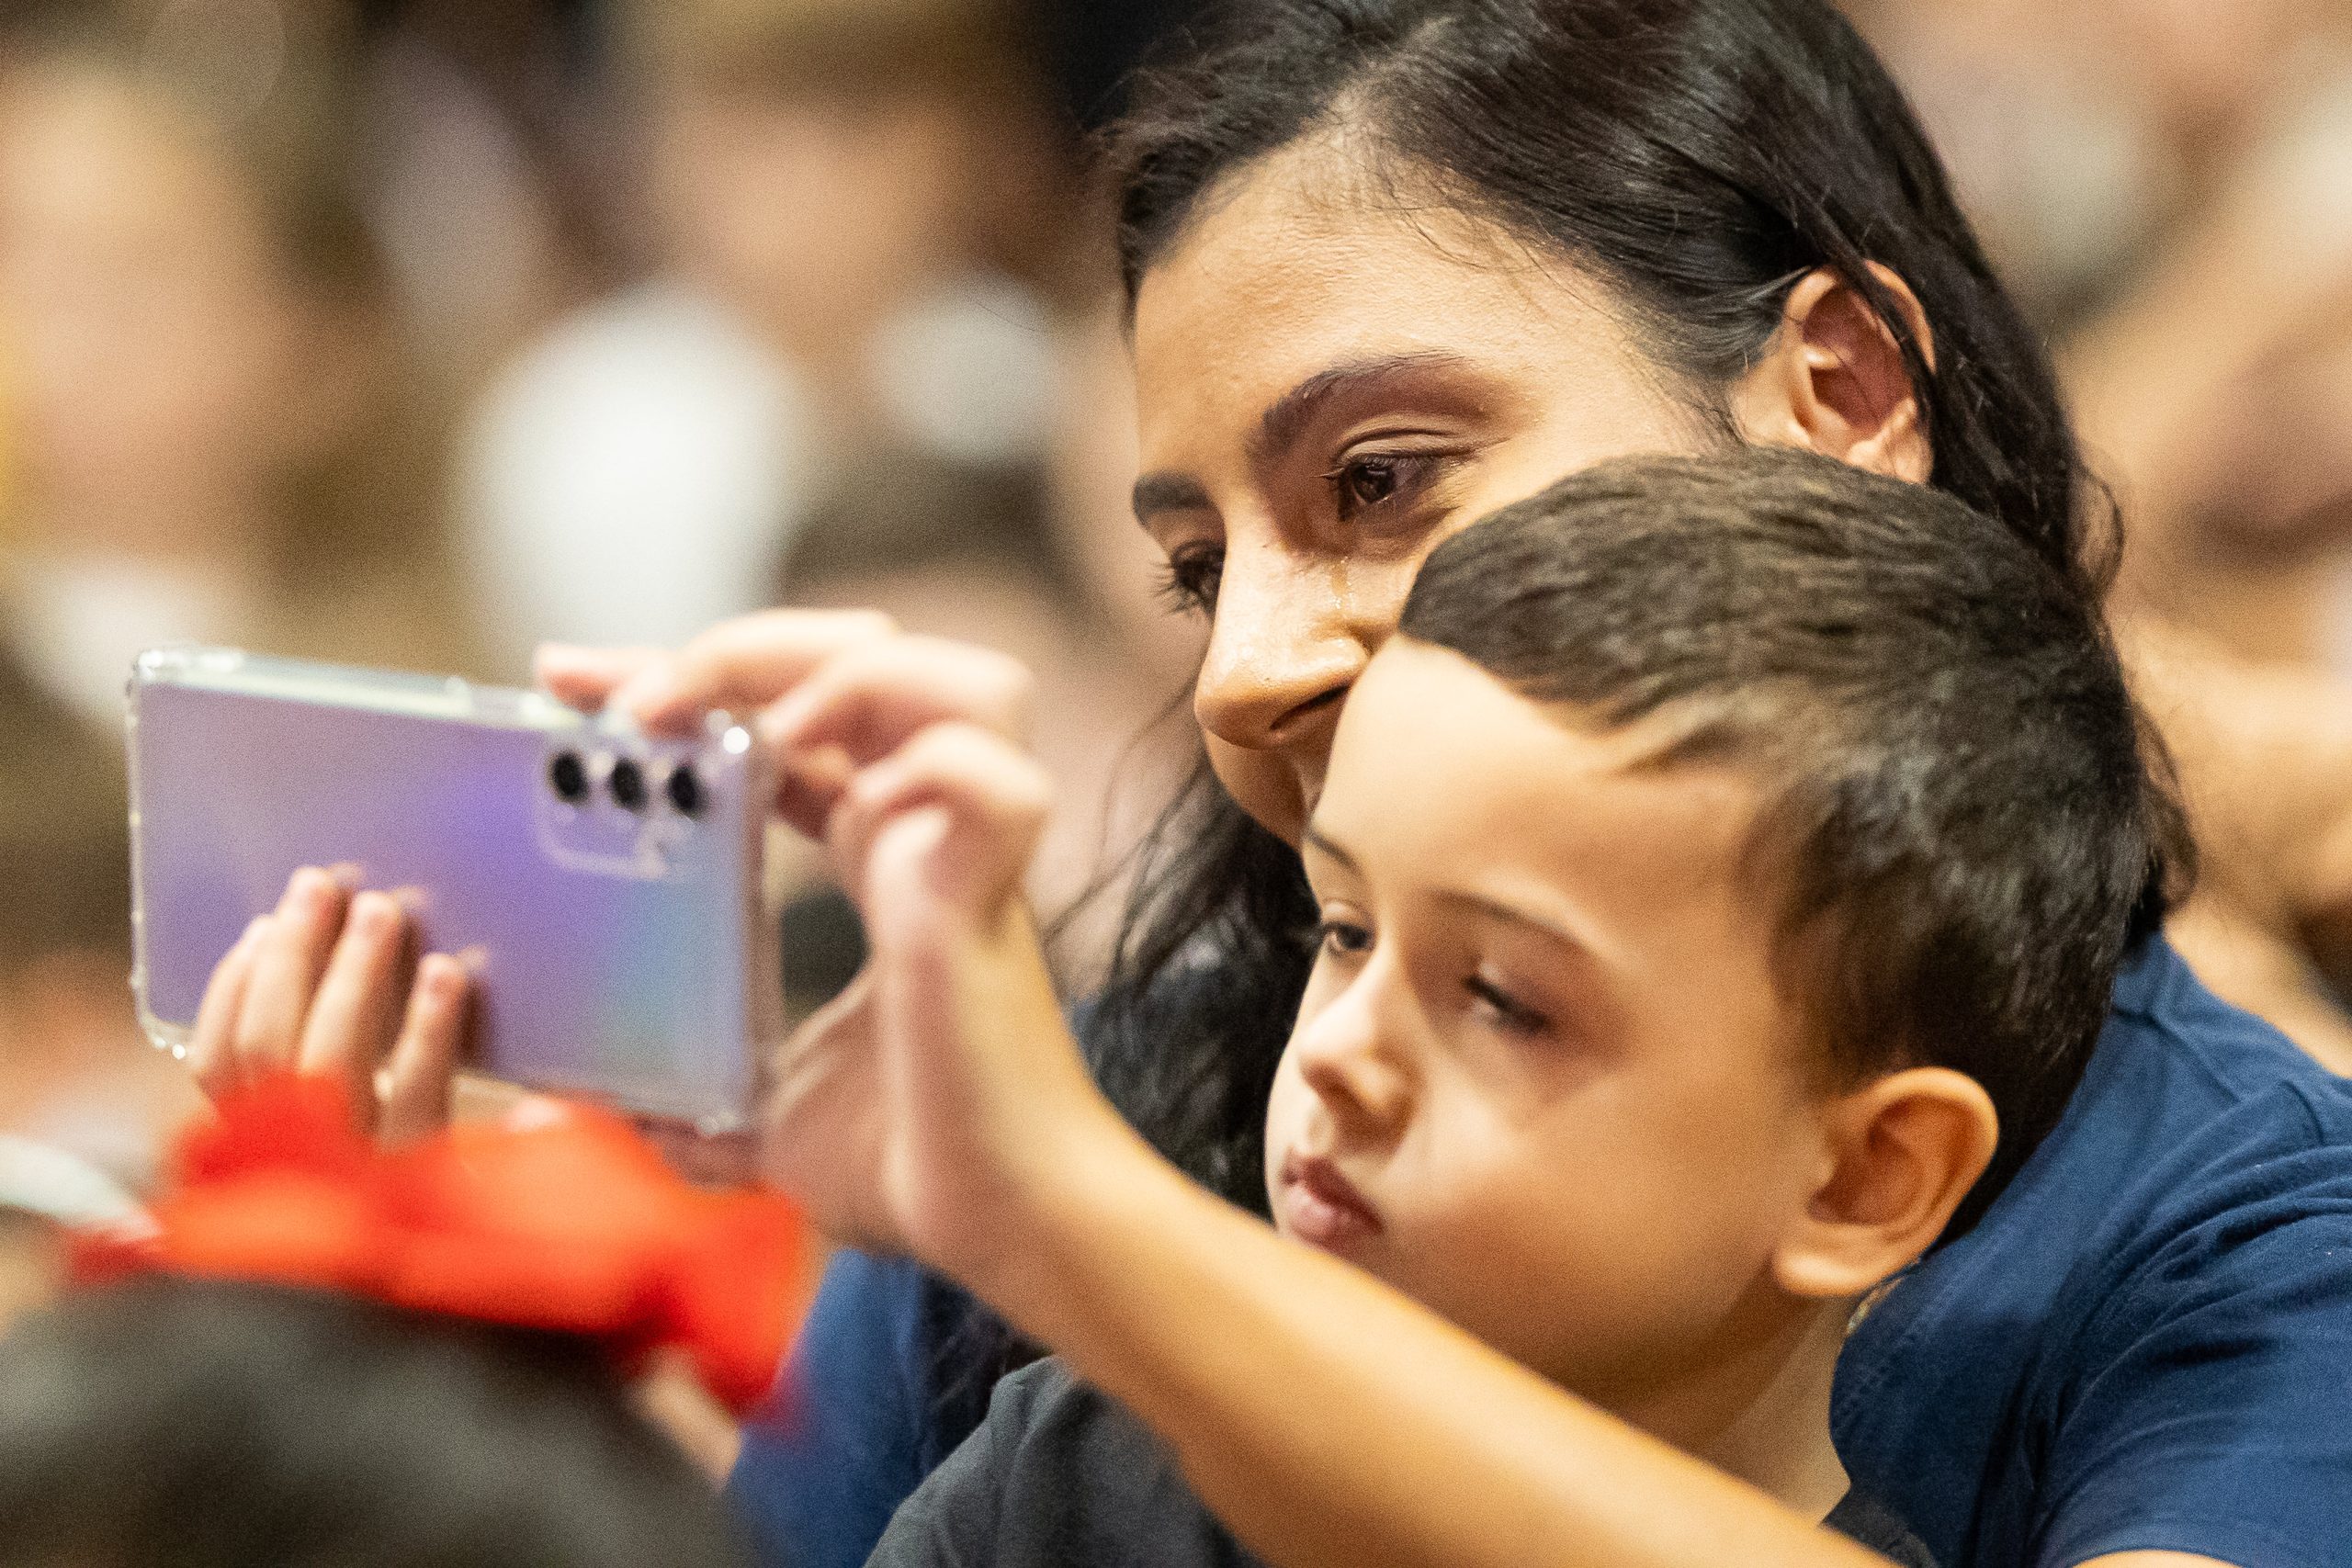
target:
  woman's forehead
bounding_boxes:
[1129,143,1649,436]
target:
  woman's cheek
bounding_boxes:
[1205,734,1313,845]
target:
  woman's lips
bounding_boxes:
[1279,1153,1383,1251]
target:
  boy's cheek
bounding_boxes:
[1259,1054,1313,1213]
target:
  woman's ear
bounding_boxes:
[1728,265,1936,486]
[1770,1067,1997,1301]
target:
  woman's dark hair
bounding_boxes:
[1114,0,2103,586]
[1081,0,2183,1216]
[0,1277,750,1568]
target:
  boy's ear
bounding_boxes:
[1770,1067,1998,1301]
[1727,265,1936,486]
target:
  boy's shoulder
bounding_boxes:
[866,1359,1265,1568]
[1836,938,2352,1567]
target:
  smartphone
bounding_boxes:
[127,647,777,1128]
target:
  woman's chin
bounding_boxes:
[1205,746,1318,846]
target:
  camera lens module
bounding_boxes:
[548,750,591,805]
[666,762,706,818]
[607,757,649,811]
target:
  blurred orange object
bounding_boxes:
[71,1074,815,1414]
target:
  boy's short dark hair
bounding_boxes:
[1401,449,2182,1237]
[0,1276,750,1568]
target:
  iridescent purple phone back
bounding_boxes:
[128,649,776,1127]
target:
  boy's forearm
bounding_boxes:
[967,1123,1891,1568]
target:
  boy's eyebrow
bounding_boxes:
[1302,827,1359,872]
[1307,826,1591,956]
[1430,889,1586,953]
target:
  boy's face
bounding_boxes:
[1263,638,1833,1423]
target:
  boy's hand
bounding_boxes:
[759,635,1112,1276]
[186,868,471,1141]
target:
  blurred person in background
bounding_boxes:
[0,7,474,719]
[0,649,198,1190]
[1860,0,2352,665]
[459,0,1078,676]
[0,1280,755,1568]
[770,438,1196,987]
[352,0,616,389]
[1857,0,2352,1029]
[1853,0,2349,333]
[468,0,1193,983]
[0,1136,140,1338]
[0,1074,808,1568]
[0,6,474,1190]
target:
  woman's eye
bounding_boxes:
[1316,919,1374,957]
[1325,453,1436,522]
[1466,975,1549,1036]
[1153,543,1225,615]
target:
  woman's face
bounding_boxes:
[1130,141,1719,843]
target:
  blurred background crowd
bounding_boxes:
[1,0,2349,1328]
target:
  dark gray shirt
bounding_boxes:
[867,1359,1936,1568]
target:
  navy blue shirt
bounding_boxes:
[1834,937,2352,1567]
[728,1248,970,1568]
[729,940,2352,1568]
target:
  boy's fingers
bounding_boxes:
[761,638,1035,766]
[774,745,856,841]
[296,892,414,1110]
[535,644,664,713]
[609,610,899,735]
[378,954,471,1144]
[187,918,267,1098]
[230,869,350,1077]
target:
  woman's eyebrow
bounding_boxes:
[1248,350,1478,469]
[1132,471,1214,525]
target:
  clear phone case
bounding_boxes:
[127,647,777,1128]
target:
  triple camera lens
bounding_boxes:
[548,750,592,805]
[548,750,705,818]
[607,758,649,811]
[665,763,706,817]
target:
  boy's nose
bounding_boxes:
[1292,973,1416,1142]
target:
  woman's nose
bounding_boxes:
[1192,551,1366,756]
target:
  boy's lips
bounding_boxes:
[1278,1152,1383,1251]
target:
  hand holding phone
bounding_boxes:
[185,869,469,1140]
[131,648,775,1128]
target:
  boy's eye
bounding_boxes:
[1153,542,1225,615]
[1465,974,1549,1036]
[1316,919,1374,957]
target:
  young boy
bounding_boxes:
[780,449,2180,1567]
